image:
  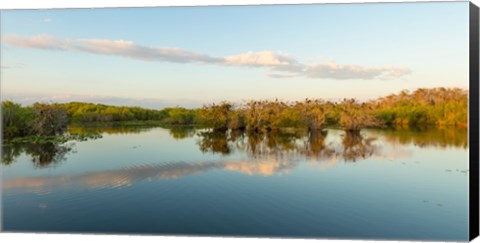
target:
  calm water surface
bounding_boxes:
[1,126,469,240]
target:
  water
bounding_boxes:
[1,126,469,241]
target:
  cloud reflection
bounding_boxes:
[2,159,295,193]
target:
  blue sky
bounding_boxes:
[1,2,469,108]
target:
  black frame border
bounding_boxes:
[470,1,479,241]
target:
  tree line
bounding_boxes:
[2,87,468,139]
[2,101,68,139]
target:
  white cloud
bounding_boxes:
[74,38,223,63]
[267,73,301,79]
[304,61,411,80]
[3,35,223,64]
[3,34,411,80]
[225,51,298,67]
[42,18,53,23]
[4,35,65,50]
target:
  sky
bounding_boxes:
[0,2,470,109]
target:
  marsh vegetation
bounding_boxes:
[1,87,468,143]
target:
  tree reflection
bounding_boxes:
[380,126,468,149]
[229,129,245,144]
[196,129,334,161]
[299,130,335,159]
[169,127,195,140]
[265,130,303,152]
[67,125,151,135]
[3,125,467,172]
[196,130,231,155]
[2,145,22,165]
[340,131,377,162]
[3,126,469,192]
[196,129,311,159]
[2,142,74,168]
[194,128,382,163]
[245,131,264,158]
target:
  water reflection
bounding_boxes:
[2,126,469,193]
[197,131,232,155]
[340,131,377,162]
[197,129,309,158]
[67,125,153,135]
[197,127,466,156]
[2,160,297,193]
[169,126,196,140]
[195,129,378,163]
[1,125,469,240]
[300,130,330,157]
[224,160,296,176]
[67,125,467,150]
[2,126,467,170]
[376,126,468,149]
[2,142,75,168]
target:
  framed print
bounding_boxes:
[1,1,479,242]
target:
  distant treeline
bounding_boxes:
[1,87,468,139]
